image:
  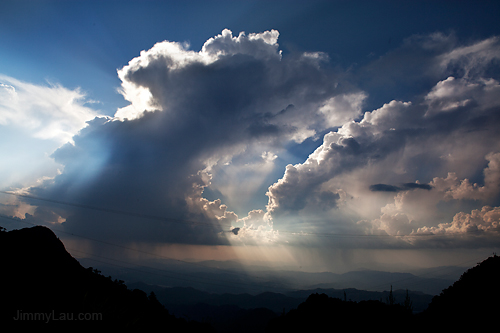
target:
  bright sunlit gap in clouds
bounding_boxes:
[1,1,500,283]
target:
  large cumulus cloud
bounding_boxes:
[19,29,365,245]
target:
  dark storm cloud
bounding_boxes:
[30,114,230,245]
[402,183,432,191]
[369,184,401,192]
[369,183,432,192]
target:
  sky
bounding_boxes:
[1,0,500,275]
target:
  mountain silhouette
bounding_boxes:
[0,225,214,331]
[265,292,413,332]
[418,254,500,330]
[97,257,454,295]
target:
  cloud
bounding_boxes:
[402,183,433,190]
[369,184,401,192]
[0,75,100,144]
[230,209,278,245]
[437,36,500,78]
[430,152,500,202]
[8,30,500,251]
[354,32,500,113]
[424,76,500,116]
[319,92,367,128]
[263,34,500,248]
[416,205,500,235]
[360,152,500,243]
[369,183,432,192]
[18,29,362,246]
[265,100,417,224]
[0,75,101,191]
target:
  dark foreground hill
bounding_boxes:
[419,254,500,329]
[0,225,214,331]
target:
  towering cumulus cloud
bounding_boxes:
[20,29,364,245]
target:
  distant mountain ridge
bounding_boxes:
[255,269,453,295]
[83,256,455,296]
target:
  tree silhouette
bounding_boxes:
[404,289,413,314]
[386,285,395,306]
